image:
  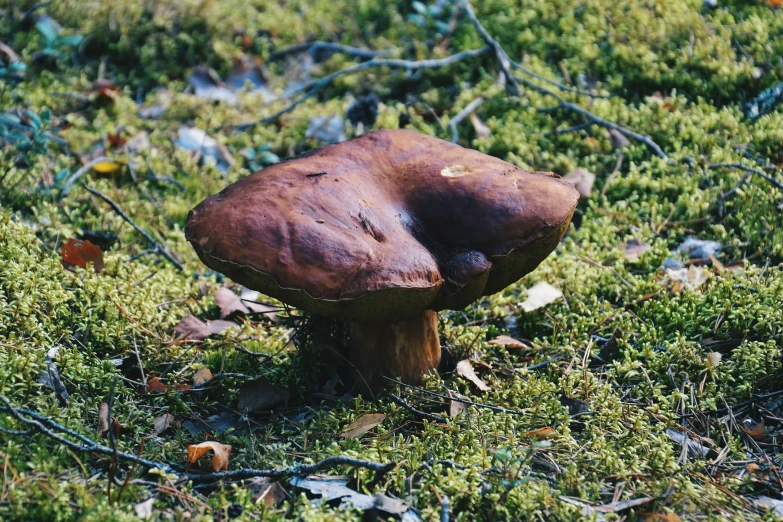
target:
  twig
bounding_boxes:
[270,41,394,61]
[63,157,114,190]
[462,1,522,96]
[709,163,783,218]
[600,152,625,199]
[510,60,611,99]
[183,456,397,484]
[380,375,528,416]
[0,396,397,485]
[235,46,490,131]
[82,182,183,270]
[449,97,484,143]
[441,495,450,522]
[679,389,783,419]
[389,393,448,424]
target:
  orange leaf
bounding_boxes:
[638,515,681,522]
[528,426,557,440]
[145,377,167,393]
[187,441,231,471]
[61,238,105,273]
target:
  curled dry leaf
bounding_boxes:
[448,389,468,418]
[187,440,231,471]
[214,286,278,321]
[456,359,489,392]
[61,238,105,273]
[621,239,651,262]
[488,335,531,350]
[339,413,386,439]
[562,168,595,198]
[153,413,177,436]
[193,366,213,386]
[237,377,289,412]
[519,282,563,313]
[97,401,123,438]
[741,418,766,440]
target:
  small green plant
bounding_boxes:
[241,143,280,172]
[34,16,83,62]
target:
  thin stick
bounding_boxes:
[462,1,521,96]
[709,163,783,218]
[82,182,183,270]
[389,393,448,424]
[678,389,783,419]
[449,97,484,143]
[510,60,611,99]
[235,46,490,130]
[270,41,394,61]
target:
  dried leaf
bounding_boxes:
[134,498,155,519]
[562,168,595,198]
[306,115,345,144]
[741,418,766,440]
[665,428,710,458]
[214,286,249,318]
[187,440,231,471]
[520,282,563,312]
[145,376,167,393]
[488,335,531,349]
[153,413,176,435]
[290,475,415,517]
[39,355,70,406]
[528,426,557,440]
[176,127,234,172]
[456,360,489,392]
[189,67,237,104]
[253,480,287,507]
[97,402,110,437]
[621,239,651,262]
[560,394,589,416]
[237,377,289,412]
[675,237,721,259]
[193,366,213,386]
[754,496,783,516]
[666,265,709,292]
[706,352,722,368]
[448,389,468,418]
[469,112,491,138]
[173,315,238,341]
[61,238,105,273]
[339,413,386,438]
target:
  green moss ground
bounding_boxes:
[1,0,783,520]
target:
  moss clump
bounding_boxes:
[1,0,783,520]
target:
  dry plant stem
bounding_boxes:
[347,310,441,392]
[235,46,490,130]
[82,182,184,270]
[63,156,113,190]
[449,97,484,143]
[389,394,448,424]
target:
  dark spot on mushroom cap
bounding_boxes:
[186,129,578,322]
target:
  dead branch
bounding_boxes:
[235,46,491,131]
[82,182,184,270]
[709,163,783,218]
[449,97,484,143]
[510,60,612,99]
[270,41,394,61]
[389,393,448,424]
[0,395,397,485]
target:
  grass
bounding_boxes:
[1,0,782,520]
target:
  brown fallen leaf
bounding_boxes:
[145,376,168,393]
[152,413,177,436]
[528,426,557,440]
[562,168,595,198]
[173,315,238,341]
[187,440,231,471]
[519,282,563,312]
[214,287,249,319]
[97,401,122,438]
[253,480,287,507]
[456,360,489,392]
[193,366,213,386]
[340,413,386,438]
[61,238,105,273]
[741,418,766,440]
[488,335,531,350]
[621,239,651,262]
[448,389,468,418]
[237,377,289,412]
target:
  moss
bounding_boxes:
[1,0,783,520]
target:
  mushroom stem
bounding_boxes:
[346,310,441,392]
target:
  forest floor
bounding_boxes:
[1,0,783,520]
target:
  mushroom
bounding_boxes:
[186,130,578,391]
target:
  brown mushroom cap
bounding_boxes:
[186,129,578,322]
